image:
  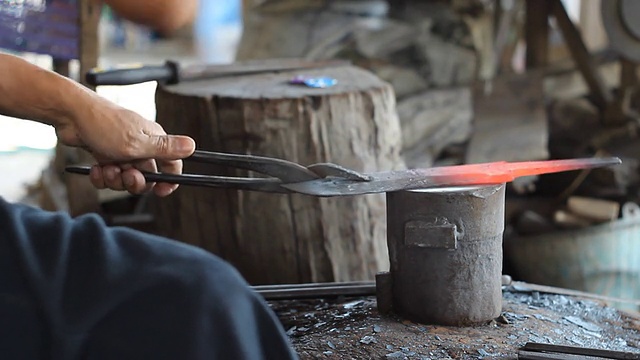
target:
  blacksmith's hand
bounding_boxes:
[0,53,194,197]
[55,100,195,197]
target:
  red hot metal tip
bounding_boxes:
[434,157,622,185]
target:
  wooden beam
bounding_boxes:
[579,0,608,51]
[64,0,102,217]
[550,0,613,110]
[78,0,100,89]
[525,0,551,68]
[52,59,70,77]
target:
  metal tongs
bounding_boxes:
[65,151,622,197]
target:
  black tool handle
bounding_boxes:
[64,165,291,193]
[85,61,179,86]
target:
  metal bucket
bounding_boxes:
[508,202,640,311]
[385,184,506,325]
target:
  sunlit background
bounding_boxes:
[0,0,242,201]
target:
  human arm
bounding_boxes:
[0,53,195,196]
[102,0,199,35]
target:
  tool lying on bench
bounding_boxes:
[85,58,350,86]
[518,342,640,359]
[65,151,622,197]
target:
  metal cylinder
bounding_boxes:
[386,184,505,326]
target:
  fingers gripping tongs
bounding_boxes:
[65,151,622,197]
[64,150,371,195]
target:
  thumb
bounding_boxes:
[142,134,196,160]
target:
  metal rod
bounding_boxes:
[253,281,376,300]
[522,342,640,360]
[252,281,374,291]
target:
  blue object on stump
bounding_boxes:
[289,75,338,88]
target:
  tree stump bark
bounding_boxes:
[153,64,404,285]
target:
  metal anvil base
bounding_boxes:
[376,184,506,326]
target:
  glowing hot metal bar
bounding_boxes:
[66,155,622,197]
[282,157,622,196]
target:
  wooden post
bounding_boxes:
[61,0,102,217]
[525,0,551,69]
[579,0,608,52]
[153,64,404,285]
[550,0,613,111]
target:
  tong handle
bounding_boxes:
[187,150,320,183]
[64,166,291,193]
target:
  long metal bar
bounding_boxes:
[66,157,622,197]
[252,281,374,291]
[253,281,376,300]
[521,342,640,360]
[253,280,640,306]
[282,157,622,196]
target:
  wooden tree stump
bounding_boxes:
[153,64,404,285]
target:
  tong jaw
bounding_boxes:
[306,163,372,182]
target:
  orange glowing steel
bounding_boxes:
[430,158,623,185]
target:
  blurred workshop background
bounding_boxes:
[0,0,243,201]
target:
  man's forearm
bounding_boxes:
[0,53,98,128]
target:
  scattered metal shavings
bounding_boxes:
[322,351,333,355]
[496,314,510,324]
[385,351,406,358]
[569,337,585,346]
[327,341,336,349]
[271,292,640,358]
[503,312,529,322]
[533,314,555,322]
[478,348,490,356]
[532,291,541,301]
[343,300,365,309]
[583,330,602,338]
[286,326,296,335]
[373,325,382,333]
[360,335,376,344]
[564,316,603,332]
[529,335,547,343]
[615,338,628,347]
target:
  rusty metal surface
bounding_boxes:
[270,289,640,359]
[385,184,506,326]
